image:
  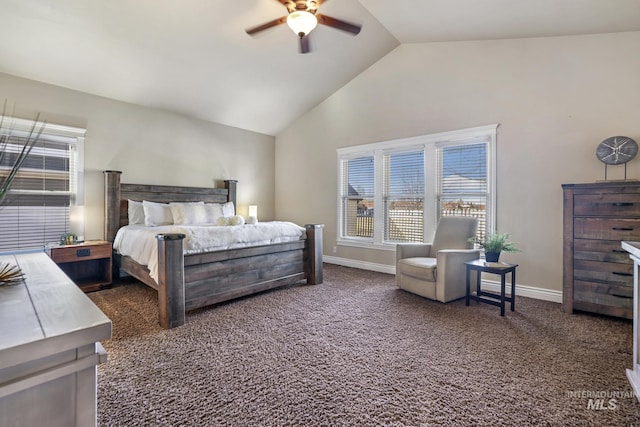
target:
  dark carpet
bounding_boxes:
[89,264,640,426]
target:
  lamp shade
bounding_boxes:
[248,205,258,218]
[287,11,317,37]
[69,205,85,242]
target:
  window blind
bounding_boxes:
[0,117,85,251]
[383,149,424,242]
[437,140,488,240]
[341,155,374,239]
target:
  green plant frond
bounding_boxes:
[0,109,45,206]
[468,232,519,253]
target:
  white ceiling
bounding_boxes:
[1,0,639,136]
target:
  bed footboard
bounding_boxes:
[155,225,323,329]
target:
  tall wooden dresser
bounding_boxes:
[562,181,640,319]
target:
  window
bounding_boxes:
[0,116,85,251]
[437,141,489,242]
[337,125,496,249]
[340,154,375,240]
[383,149,424,242]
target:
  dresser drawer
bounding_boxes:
[50,243,111,263]
[573,218,640,240]
[574,259,633,286]
[574,279,633,319]
[573,239,631,263]
[574,193,640,217]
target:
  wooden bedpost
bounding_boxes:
[104,170,122,242]
[224,180,237,207]
[156,233,186,329]
[305,224,324,285]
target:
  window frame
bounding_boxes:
[0,115,86,252]
[336,124,497,251]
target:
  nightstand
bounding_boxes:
[465,259,518,316]
[48,240,112,292]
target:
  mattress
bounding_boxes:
[113,221,306,282]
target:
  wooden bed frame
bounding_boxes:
[103,171,323,329]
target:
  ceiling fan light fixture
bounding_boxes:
[287,11,317,38]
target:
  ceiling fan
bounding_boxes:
[246,0,362,54]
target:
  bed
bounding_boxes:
[103,170,323,329]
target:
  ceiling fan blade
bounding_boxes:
[316,14,361,35]
[299,36,310,54]
[245,16,287,35]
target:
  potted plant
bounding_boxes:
[469,232,519,262]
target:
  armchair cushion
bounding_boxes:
[397,257,437,282]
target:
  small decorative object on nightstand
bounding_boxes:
[48,240,112,292]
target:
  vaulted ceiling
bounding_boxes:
[1,0,639,135]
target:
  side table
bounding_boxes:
[465,259,518,316]
[48,240,112,292]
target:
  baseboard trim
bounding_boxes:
[323,256,562,304]
[323,255,395,275]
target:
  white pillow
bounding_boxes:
[128,200,145,225]
[143,200,174,226]
[215,216,230,226]
[204,203,224,224]
[229,215,245,226]
[221,201,235,217]
[169,202,205,225]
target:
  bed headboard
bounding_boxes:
[103,170,237,243]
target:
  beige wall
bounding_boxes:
[0,73,275,241]
[275,31,640,294]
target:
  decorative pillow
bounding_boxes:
[246,216,258,225]
[204,203,224,224]
[229,215,245,226]
[221,201,235,217]
[169,202,205,225]
[215,216,231,226]
[128,200,145,225]
[143,200,174,226]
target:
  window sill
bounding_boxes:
[336,239,397,252]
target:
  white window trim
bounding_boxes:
[336,124,498,251]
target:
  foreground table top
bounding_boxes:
[0,251,112,427]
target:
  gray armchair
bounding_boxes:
[396,216,480,302]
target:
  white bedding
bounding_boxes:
[113,221,306,282]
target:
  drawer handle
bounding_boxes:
[612,271,633,277]
[612,202,634,207]
[612,249,627,253]
[611,293,633,299]
[612,227,634,231]
[77,248,91,257]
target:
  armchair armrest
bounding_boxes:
[396,243,433,262]
[435,249,481,302]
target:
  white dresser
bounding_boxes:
[0,252,112,427]
[622,241,640,403]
